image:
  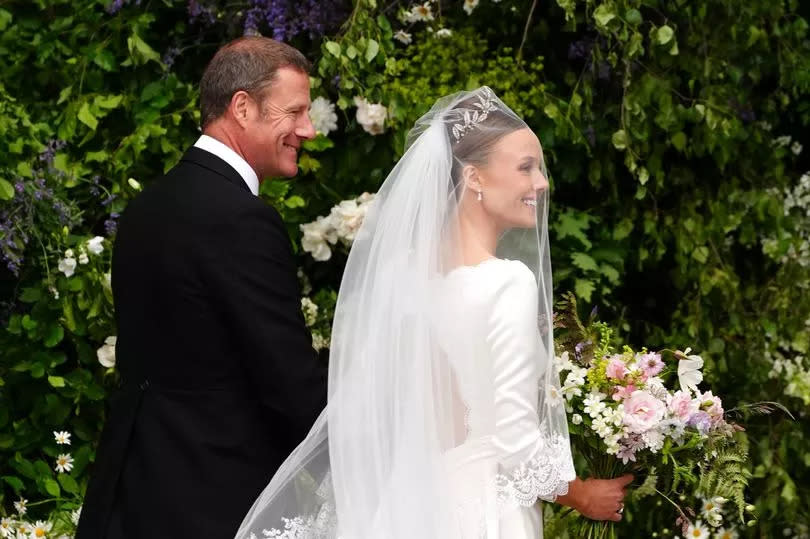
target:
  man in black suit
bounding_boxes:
[77,37,326,538]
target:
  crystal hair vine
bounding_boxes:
[450,88,499,143]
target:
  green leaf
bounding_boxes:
[58,473,79,494]
[2,475,24,492]
[611,129,628,150]
[44,325,65,348]
[346,45,358,59]
[593,4,616,28]
[574,279,596,302]
[93,49,117,71]
[671,131,687,152]
[0,8,11,31]
[44,478,61,497]
[284,195,306,208]
[365,39,380,63]
[555,210,593,249]
[656,25,675,45]
[128,33,160,64]
[78,102,98,130]
[94,94,123,109]
[302,135,335,152]
[625,8,642,26]
[571,252,600,272]
[325,41,341,58]
[48,375,66,388]
[57,85,73,105]
[613,218,634,240]
[0,178,14,201]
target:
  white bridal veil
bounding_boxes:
[236,87,573,538]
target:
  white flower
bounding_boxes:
[641,429,665,452]
[78,252,89,265]
[583,391,607,417]
[463,0,479,14]
[677,348,704,393]
[301,297,319,327]
[55,453,74,473]
[554,351,573,372]
[687,520,711,539]
[546,384,563,406]
[30,520,53,537]
[49,286,59,300]
[436,28,452,38]
[353,96,387,135]
[71,507,82,526]
[645,375,669,400]
[792,141,803,156]
[13,498,27,516]
[308,96,338,136]
[0,517,13,537]
[773,135,792,147]
[58,257,77,277]
[714,527,738,539]
[97,336,117,368]
[300,216,336,262]
[394,30,413,45]
[311,332,329,352]
[86,236,105,255]
[330,199,367,243]
[404,2,434,22]
[64,249,74,258]
[54,431,71,445]
[571,413,582,425]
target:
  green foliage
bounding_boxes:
[0,0,808,536]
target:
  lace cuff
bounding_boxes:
[494,434,576,509]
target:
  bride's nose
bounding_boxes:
[533,170,549,191]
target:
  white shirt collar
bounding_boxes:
[193,135,260,196]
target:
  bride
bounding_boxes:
[236,87,631,538]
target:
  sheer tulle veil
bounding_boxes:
[235,87,572,538]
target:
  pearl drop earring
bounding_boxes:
[477,191,483,202]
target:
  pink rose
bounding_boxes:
[668,390,698,421]
[698,390,724,424]
[606,355,629,380]
[623,390,666,433]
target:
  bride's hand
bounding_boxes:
[556,474,633,522]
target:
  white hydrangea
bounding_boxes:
[301,297,319,327]
[309,96,338,136]
[354,96,387,135]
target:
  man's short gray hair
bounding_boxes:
[199,37,311,128]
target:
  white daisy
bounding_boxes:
[54,431,71,445]
[55,453,74,473]
[394,30,413,45]
[463,0,479,14]
[29,520,52,538]
[13,498,27,516]
[714,527,738,539]
[686,521,711,539]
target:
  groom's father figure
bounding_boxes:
[77,37,326,538]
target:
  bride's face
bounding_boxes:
[474,128,548,230]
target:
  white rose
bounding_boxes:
[97,336,117,368]
[354,96,387,135]
[86,236,105,255]
[309,96,339,136]
[300,216,336,262]
[330,200,366,243]
[58,257,77,278]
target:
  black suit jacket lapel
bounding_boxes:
[180,146,252,194]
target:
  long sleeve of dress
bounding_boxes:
[485,262,576,509]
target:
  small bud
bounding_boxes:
[127,178,142,190]
[747,520,757,527]
[745,504,756,512]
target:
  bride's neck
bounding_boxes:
[457,202,500,266]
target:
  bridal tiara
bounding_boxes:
[450,88,499,143]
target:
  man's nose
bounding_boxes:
[297,115,317,140]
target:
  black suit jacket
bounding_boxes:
[76,147,327,538]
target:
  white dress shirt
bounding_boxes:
[193,134,260,196]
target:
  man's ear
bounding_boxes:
[229,90,252,128]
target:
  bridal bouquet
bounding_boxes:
[552,295,756,538]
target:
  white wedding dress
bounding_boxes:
[436,258,575,539]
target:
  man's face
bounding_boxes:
[243,66,316,179]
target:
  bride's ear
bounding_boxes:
[462,165,483,193]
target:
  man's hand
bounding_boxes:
[556,474,633,522]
